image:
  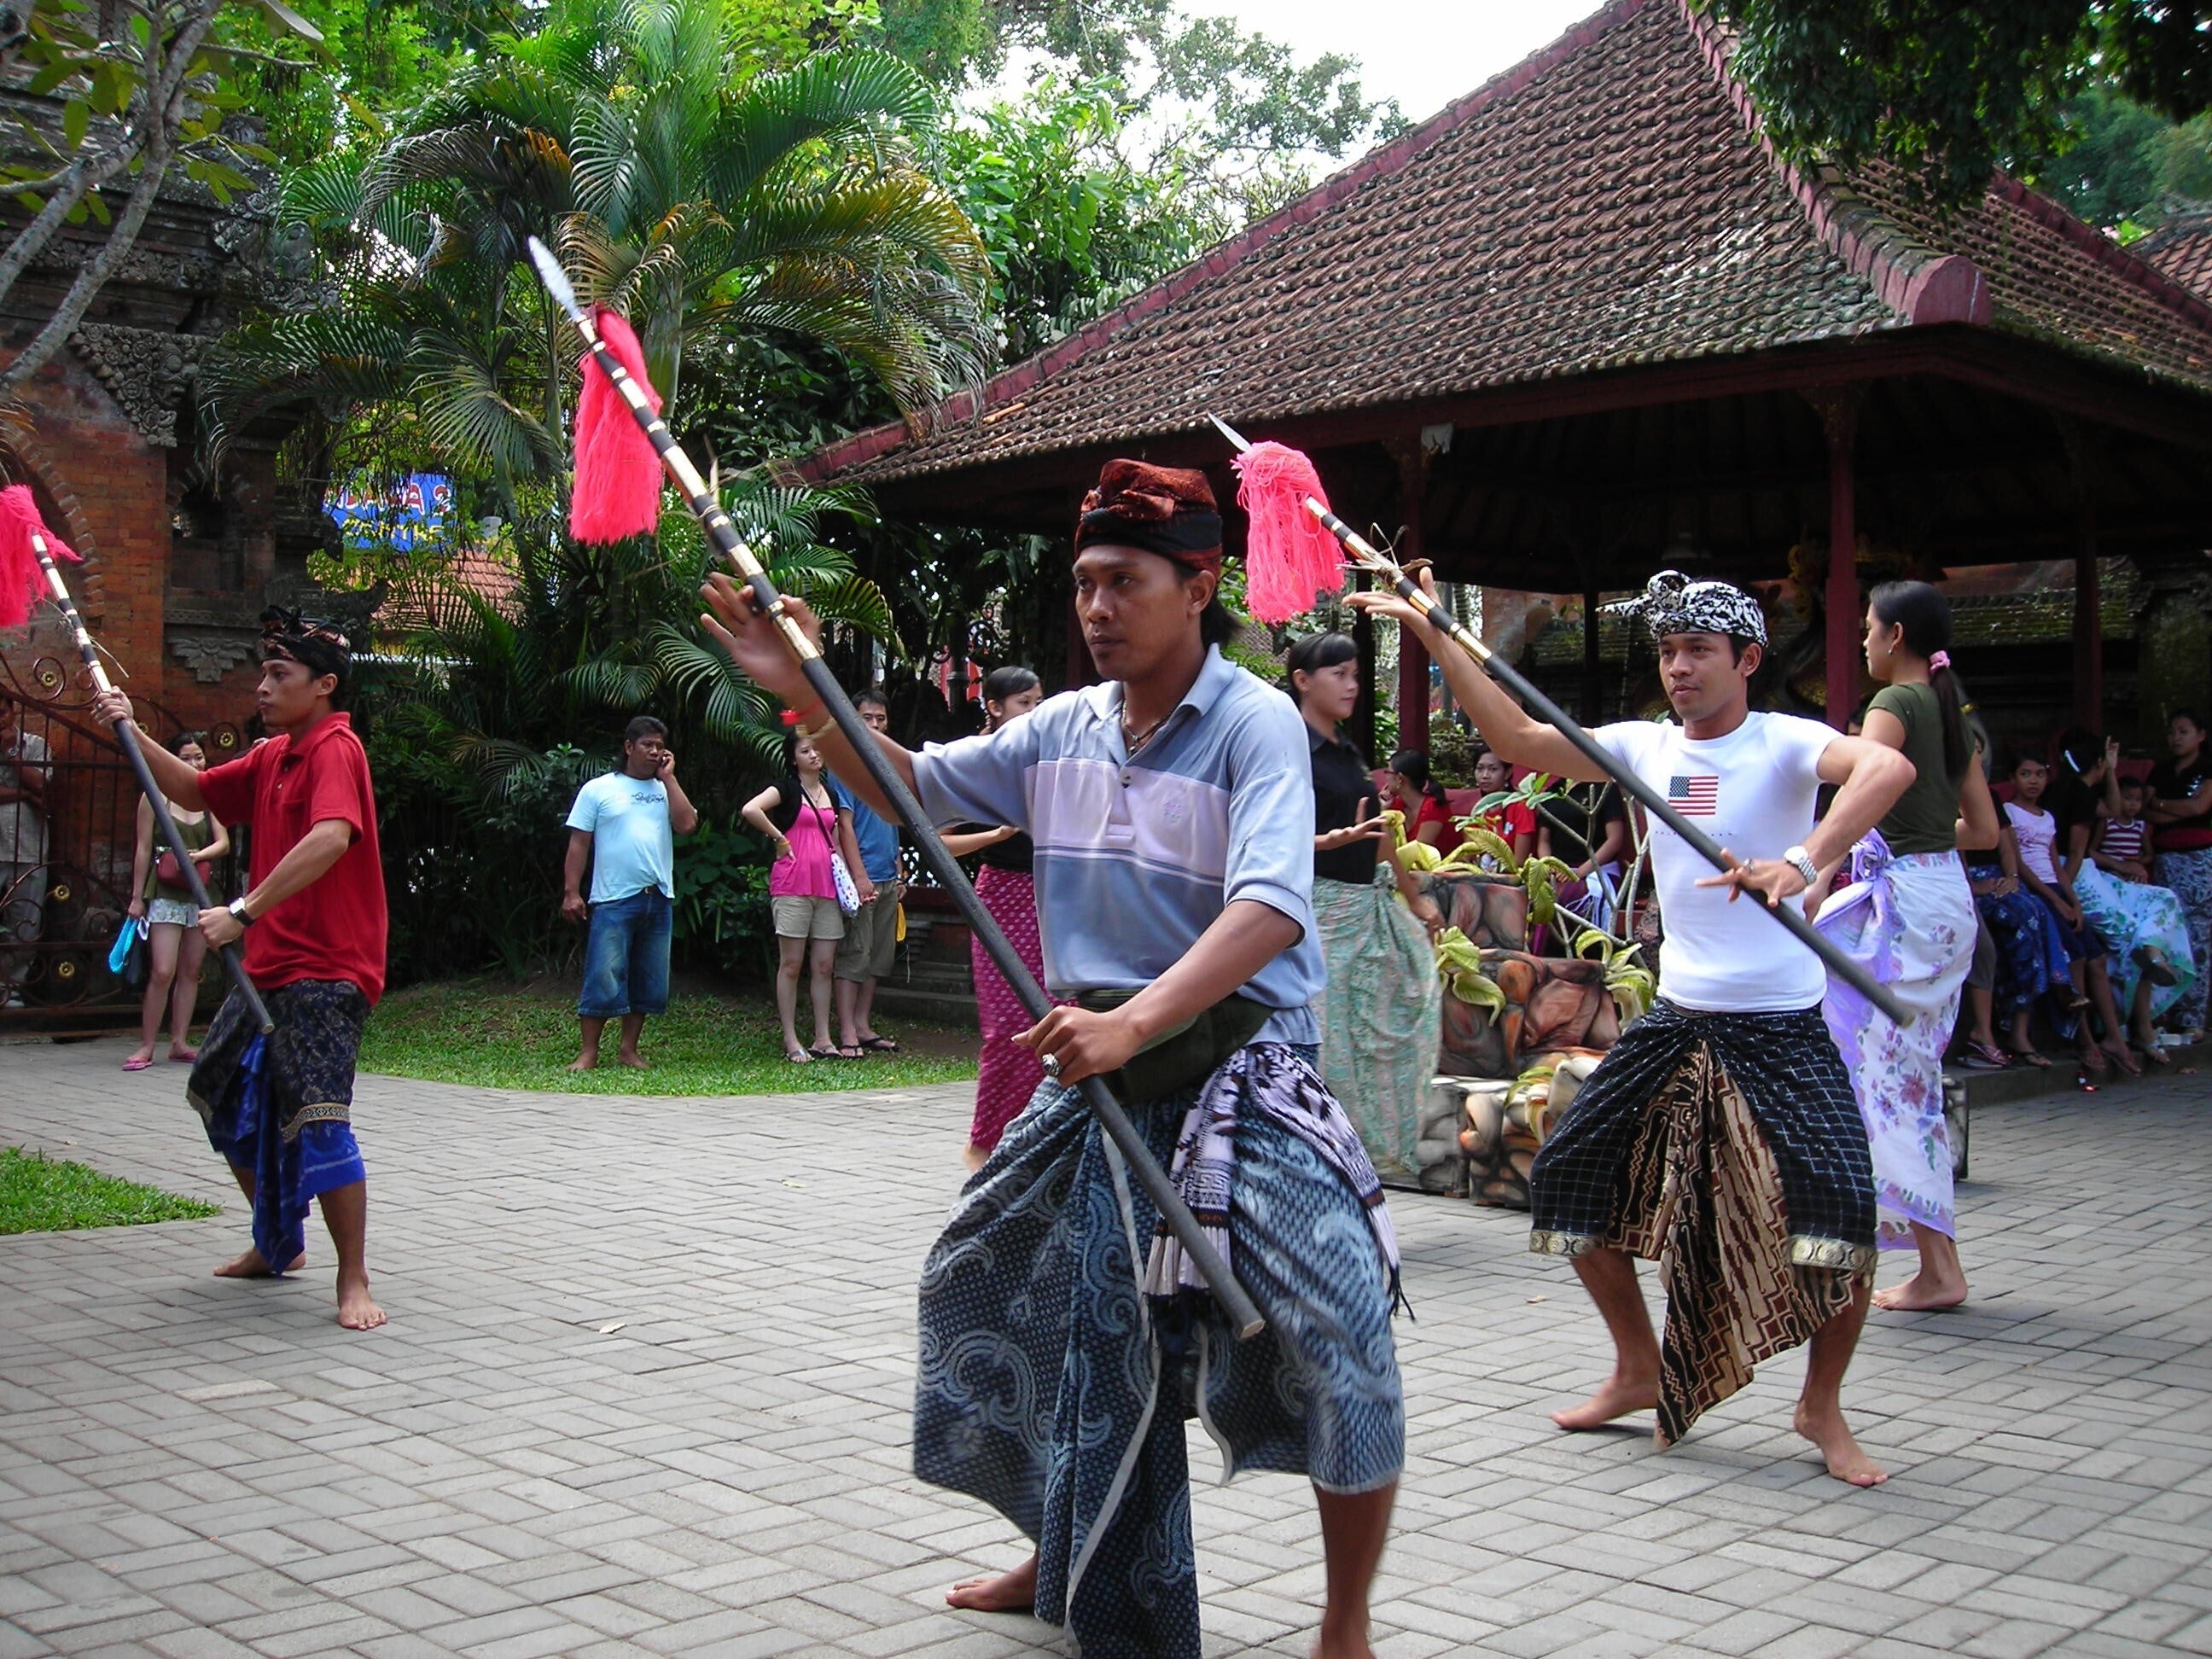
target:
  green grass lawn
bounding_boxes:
[361,980,981,1096]
[0,1146,222,1235]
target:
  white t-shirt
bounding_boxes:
[565,771,675,904]
[1592,711,1837,1013]
[2005,800,2062,884]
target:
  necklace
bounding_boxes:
[1121,706,1173,760]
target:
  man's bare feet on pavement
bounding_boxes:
[1871,1271,1967,1312]
[567,1053,597,1072]
[1794,1401,1887,1486]
[337,1272,386,1330]
[946,1553,1038,1613]
[616,1051,649,1070]
[213,1247,305,1278]
[1313,1615,1377,1659]
[1551,1370,1659,1430]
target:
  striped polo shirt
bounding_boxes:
[913,645,1324,1045]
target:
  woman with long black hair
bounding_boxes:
[1289,632,1445,1184]
[940,666,1052,1167]
[1813,580,2000,1312]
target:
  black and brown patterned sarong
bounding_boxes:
[1528,1000,1875,1446]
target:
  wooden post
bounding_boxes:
[1581,582,1603,722]
[1351,568,1377,760]
[1392,442,1430,747]
[2074,501,2102,731]
[1811,390,1865,729]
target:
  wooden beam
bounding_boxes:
[1808,388,1866,729]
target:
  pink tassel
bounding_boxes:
[0,484,79,632]
[571,309,665,544]
[1234,441,1345,626]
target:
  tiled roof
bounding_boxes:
[2138,208,2212,301]
[803,0,2212,491]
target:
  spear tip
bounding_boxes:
[526,236,586,325]
[1206,412,1253,453]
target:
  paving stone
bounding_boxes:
[5,1042,2212,1657]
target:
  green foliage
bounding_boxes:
[671,814,773,964]
[1697,0,2212,208]
[359,981,980,1093]
[2030,87,2212,231]
[0,1147,221,1234]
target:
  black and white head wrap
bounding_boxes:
[1638,570,1767,648]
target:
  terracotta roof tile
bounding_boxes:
[803,0,2212,490]
[2138,209,2212,300]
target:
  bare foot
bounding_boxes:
[1871,1271,1967,1312]
[962,1142,989,1173]
[1551,1370,1659,1430]
[616,1052,649,1070]
[1794,1401,1887,1486]
[168,1045,199,1063]
[336,1272,386,1330]
[213,1247,305,1278]
[567,1053,598,1073]
[946,1553,1038,1613]
[125,1044,155,1066]
[1313,1615,1377,1658]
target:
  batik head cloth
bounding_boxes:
[259,605,352,685]
[1638,570,1767,647]
[1074,460,1223,571]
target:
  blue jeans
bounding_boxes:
[579,889,672,1018]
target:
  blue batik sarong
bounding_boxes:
[914,1042,1403,1659]
[188,979,369,1271]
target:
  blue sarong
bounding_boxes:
[914,1042,1403,1659]
[188,980,369,1271]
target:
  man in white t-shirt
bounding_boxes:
[562,716,698,1069]
[1353,569,1912,1487]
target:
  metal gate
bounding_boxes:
[2,641,246,1035]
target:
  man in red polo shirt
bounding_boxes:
[96,610,388,1330]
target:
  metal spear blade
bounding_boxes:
[1206,412,1254,452]
[525,236,585,324]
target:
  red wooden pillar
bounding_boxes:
[1393,445,1430,743]
[2074,501,2103,731]
[1814,391,1864,729]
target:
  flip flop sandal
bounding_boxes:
[857,1035,900,1053]
[121,1056,154,1072]
[1963,1040,2011,1071]
[784,1046,812,1064]
[2005,1046,2052,1069]
[808,1042,840,1060]
[169,1050,198,1063]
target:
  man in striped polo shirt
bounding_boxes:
[702,460,1405,1659]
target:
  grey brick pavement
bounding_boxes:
[3,1037,2210,1658]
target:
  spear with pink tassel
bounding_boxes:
[1211,414,1908,1026]
[527,238,1267,1339]
[0,486,273,1033]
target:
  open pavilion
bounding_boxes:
[800,0,2212,758]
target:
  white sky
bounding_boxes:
[1193,0,1610,128]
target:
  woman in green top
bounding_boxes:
[122,731,229,1069]
[1813,582,2000,1313]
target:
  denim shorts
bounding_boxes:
[579,889,672,1018]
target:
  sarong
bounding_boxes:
[967,864,1056,1153]
[915,1043,1404,1659]
[188,980,369,1272]
[1966,865,2075,1016]
[1814,835,1975,1245]
[1528,1002,1875,1447]
[2075,863,2197,1024]
[1312,866,1443,1185]
[2157,847,2212,1030]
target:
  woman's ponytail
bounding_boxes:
[1869,579,1969,779]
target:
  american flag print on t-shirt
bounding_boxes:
[1668,774,1719,816]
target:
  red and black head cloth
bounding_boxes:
[1074,460,1223,569]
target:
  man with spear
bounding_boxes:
[701,460,1406,1659]
[1353,568,1914,1487]
[95,613,388,1331]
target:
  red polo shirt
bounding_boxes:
[196,712,387,1005]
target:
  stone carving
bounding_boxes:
[168,632,255,684]
[68,325,212,448]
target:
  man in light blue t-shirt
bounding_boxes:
[562,716,698,1069]
[830,687,905,1055]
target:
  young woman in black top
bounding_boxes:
[1289,632,1444,1185]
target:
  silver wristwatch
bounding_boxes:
[1782,845,1819,887]
[227,896,255,928]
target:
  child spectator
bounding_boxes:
[2004,754,2136,1079]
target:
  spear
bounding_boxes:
[0,487,273,1034]
[1208,414,1910,1027]
[526,238,1266,1340]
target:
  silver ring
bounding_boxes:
[1040,1053,1062,1079]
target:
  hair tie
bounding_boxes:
[1928,649,1951,672]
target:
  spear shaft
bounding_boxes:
[29,536,275,1034]
[1208,414,1910,1027]
[528,240,1266,1340]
